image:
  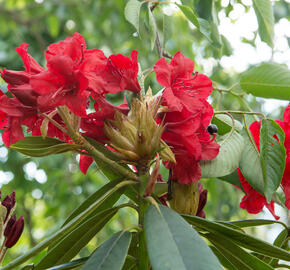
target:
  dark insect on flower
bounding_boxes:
[207,124,218,135]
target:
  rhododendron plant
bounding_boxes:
[0,1,289,269]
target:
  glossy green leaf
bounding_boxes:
[124,0,142,34]
[148,5,157,50]
[206,233,274,270]
[240,63,290,100]
[212,114,243,135]
[201,132,244,178]
[81,231,131,270]
[10,136,81,157]
[183,215,290,261]
[176,4,200,29]
[36,208,119,269]
[145,204,222,270]
[217,170,242,189]
[252,0,274,48]
[260,119,286,202]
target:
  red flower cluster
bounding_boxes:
[154,52,220,184]
[237,105,290,220]
[0,33,139,152]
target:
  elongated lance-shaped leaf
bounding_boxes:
[81,231,131,270]
[36,208,119,269]
[124,0,142,34]
[183,215,290,261]
[148,5,157,50]
[206,233,274,270]
[209,246,236,270]
[252,0,274,48]
[145,204,222,270]
[1,180,136,270]
[201,132,244,178]
[10,136,81,157]
[260,119,286,202]
[240,63,290,100]
[163,13,172,47]
[221,219,288,230]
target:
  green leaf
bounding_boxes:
[145,204,222,270]
[217,170,242,188]
[209,246,236,270]
[252,0,274,48]
[212,114,243,135]
[206,233,274,270]
[176,4,200,29]
[148,5,157,50]
[240,63,290,100]
[62,178,125,226]
[163,14,172,46]
[200,132,244,178]
[183,215,290,261]
[210,0,222,48]
[47,15,60,38]
[260,119,286,202]
[10,136,81,157]
[239,128,264,194]
[36,208,119,269]
[81,231,131,270]
[221,35,233,56]
[223,219,288,230]
[43,257,88,270]
[240,120,286,201]
[124,0,142,34]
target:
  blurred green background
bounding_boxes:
[0,0,289,266]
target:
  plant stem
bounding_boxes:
[215,110,266,119]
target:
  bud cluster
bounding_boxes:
[0,191,24,263]
[104,93,175,167]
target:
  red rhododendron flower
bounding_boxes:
[156,52,219,184]
[1,43,43,107]
[154,51,213,113]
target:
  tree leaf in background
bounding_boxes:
[240,63,290,100]
[80,231,131,270]
[260,119,286,202]
[47,15,60,38]
[36,208,119,269]
[211,114,243,135]
[10,136,81,157]
[210,0,222,48]
[206,233,274,270]
[163,14,172,47]
[183,215,290,261]
[148,5,157,50]
[145,204,222,270]
[176,4,200,29]
[221,35,233,56]
[201,132,244,178]
[252,0,274,48]
[124,0,142,34]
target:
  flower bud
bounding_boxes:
[4,214,16,237]
[2,191,16,222]
[5,216,24,248]
[169,182,199,216]
[104,98,175,165]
